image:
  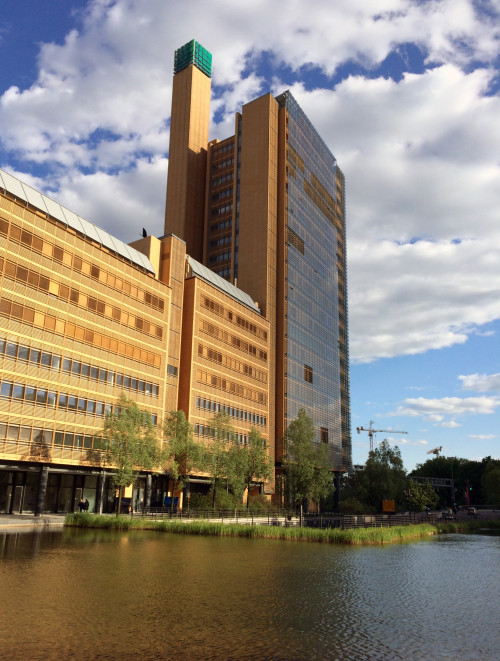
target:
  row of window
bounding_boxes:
[287,227,305,255]
[0,216,164,311]
[198,344,267,384]
[209,235,232,249]
[304,179,339,230]
[0,422,105,452]
[1,257,163,340]
[213,157,234,170]
[0,378,158,423]
[210,219,232,234]
[212,172,233,188]
[196,369,267,405]
[213,141,234,156]
[201,296,268,340]
[208,250,231,265]
[200,319,267,362]
[214,267,230,278]
[0,295,161,368]
[0,338,160,396]
[194,424,250,446]
[211,203,233,217]
[288,145,305,173]
[211,188,233,202]
[195,396,266,427]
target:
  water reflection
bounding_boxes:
[0,530,498,660]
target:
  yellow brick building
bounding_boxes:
[0,167,270,514]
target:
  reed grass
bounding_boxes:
[64,513,454,544]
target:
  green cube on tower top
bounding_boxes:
[174,39,212,78]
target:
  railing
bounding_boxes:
[130,508,499,529]
[132,507,301,527]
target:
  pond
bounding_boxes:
[0,528,498,659]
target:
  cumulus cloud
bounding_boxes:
[390,395,500,420]
[0,0,499,367]
[459,373,500,392]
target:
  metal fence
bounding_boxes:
[130,508,499,529]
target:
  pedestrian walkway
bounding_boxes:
[0,513,66,530]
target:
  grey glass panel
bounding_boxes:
[22,184,48,211]
[78,217,101,243]
[93,226,115,251]
[0,170,27,201]
[42,196,67,224]
[60,207,85,234]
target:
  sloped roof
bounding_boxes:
[187,256,260,314]
[0,168,155,275]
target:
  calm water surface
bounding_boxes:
[0,528,498,660]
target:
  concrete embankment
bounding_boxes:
[0,514,66,530]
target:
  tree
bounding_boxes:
[348,440,407,510]
[403,480,439,512]
[163,410,204,513]
[203,411,235,509]
[283,409,334,510]
[481,459,500,507]
[92,394,164,514]
[227,427,273,508]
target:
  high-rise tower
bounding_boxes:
[164,40,212,262]
[165,41,351,479]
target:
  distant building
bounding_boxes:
[0,39,350,514]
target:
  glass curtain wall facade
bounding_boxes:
[277,92,343,466]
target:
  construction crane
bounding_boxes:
[356,420,408,452]
[427,446,443,456]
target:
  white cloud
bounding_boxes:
[390,396,500,420]
[469,434,496,439]
[392,438,428,446]
[0,0,499,365]
[459,373,500,392]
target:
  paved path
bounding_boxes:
[0,513,66,530]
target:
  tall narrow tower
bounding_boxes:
[164,40,212,262]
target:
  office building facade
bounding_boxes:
[0,39,349,514]
[165,41,351,486]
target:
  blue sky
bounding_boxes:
[1,0,499,471]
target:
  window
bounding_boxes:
[321,427,329,444]
[287,227,305,254]
[30,348,41,364]
[13,384,25,400]
[304,365,313,383]
[0,381,13,398]
[6,342,17,358]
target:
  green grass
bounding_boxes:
[65,513,471,544]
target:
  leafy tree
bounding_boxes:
[203,411,235,509]
[227,427,273,508]
[283,408,334,510]
[91,394,164,514]
[481,459,500,507]
[348,440,407,510]
[403,480,439,512]
[163,410,204,513]
[410,455,489,507]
